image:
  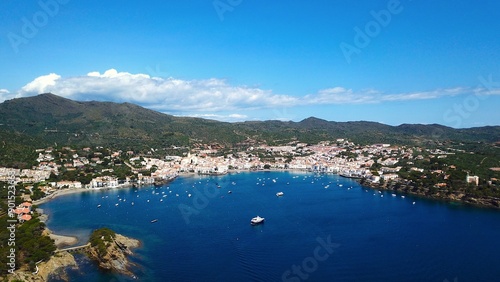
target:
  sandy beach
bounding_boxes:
[49,233,79,248]
[44,228,79,248]
[33,188,90,205]
[33,184,134,205]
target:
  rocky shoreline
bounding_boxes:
[7,231,139,281]
[86,233,141,277]
[360,179,500,209]
[8,251,77,282]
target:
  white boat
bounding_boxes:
[250,216,265,225]
[276,192,284,197]
[97,204,101,208]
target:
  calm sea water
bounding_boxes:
[41,172,500,282]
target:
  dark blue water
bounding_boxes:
[41,172,500,282]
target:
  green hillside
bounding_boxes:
[0,93,498,167]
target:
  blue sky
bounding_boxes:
[1,0,499,127]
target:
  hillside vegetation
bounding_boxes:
[0,93,498,167]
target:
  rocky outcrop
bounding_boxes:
[38,251,78,281]
[87,233,140,277]
[463,197,500,208]
[8,231,139,281]
[9,251,77,282]
[361,179,500,209]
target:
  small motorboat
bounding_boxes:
[251,216,265,225]
[276,192,284,197]
[151,219,158,223]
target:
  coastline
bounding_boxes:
[34,188,92,205]
[45,228,79,248]
[359,180,500,210]
[33,184,134,206]
[34,169,499,211]
[29,169,498,281]
[9,251,77,282]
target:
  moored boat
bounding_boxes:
[250,216,265,225]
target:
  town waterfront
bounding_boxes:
[41,171,500,281]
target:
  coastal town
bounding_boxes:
[2,138,499,220]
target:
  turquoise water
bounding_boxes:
[42,172,500,281]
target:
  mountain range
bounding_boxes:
[0,93,499,167]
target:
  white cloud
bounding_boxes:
[228,113,248,119]
[303,86,490,105]
[16,69,297,112]
[304,87,370,104]
[182,113,249,122]
[8,69,499,118]
[0,89,22,102]
[20,73,61,94]
[379,87,467,102]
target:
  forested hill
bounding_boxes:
[0,93,498,158]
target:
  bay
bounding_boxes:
[41,171,500,281]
